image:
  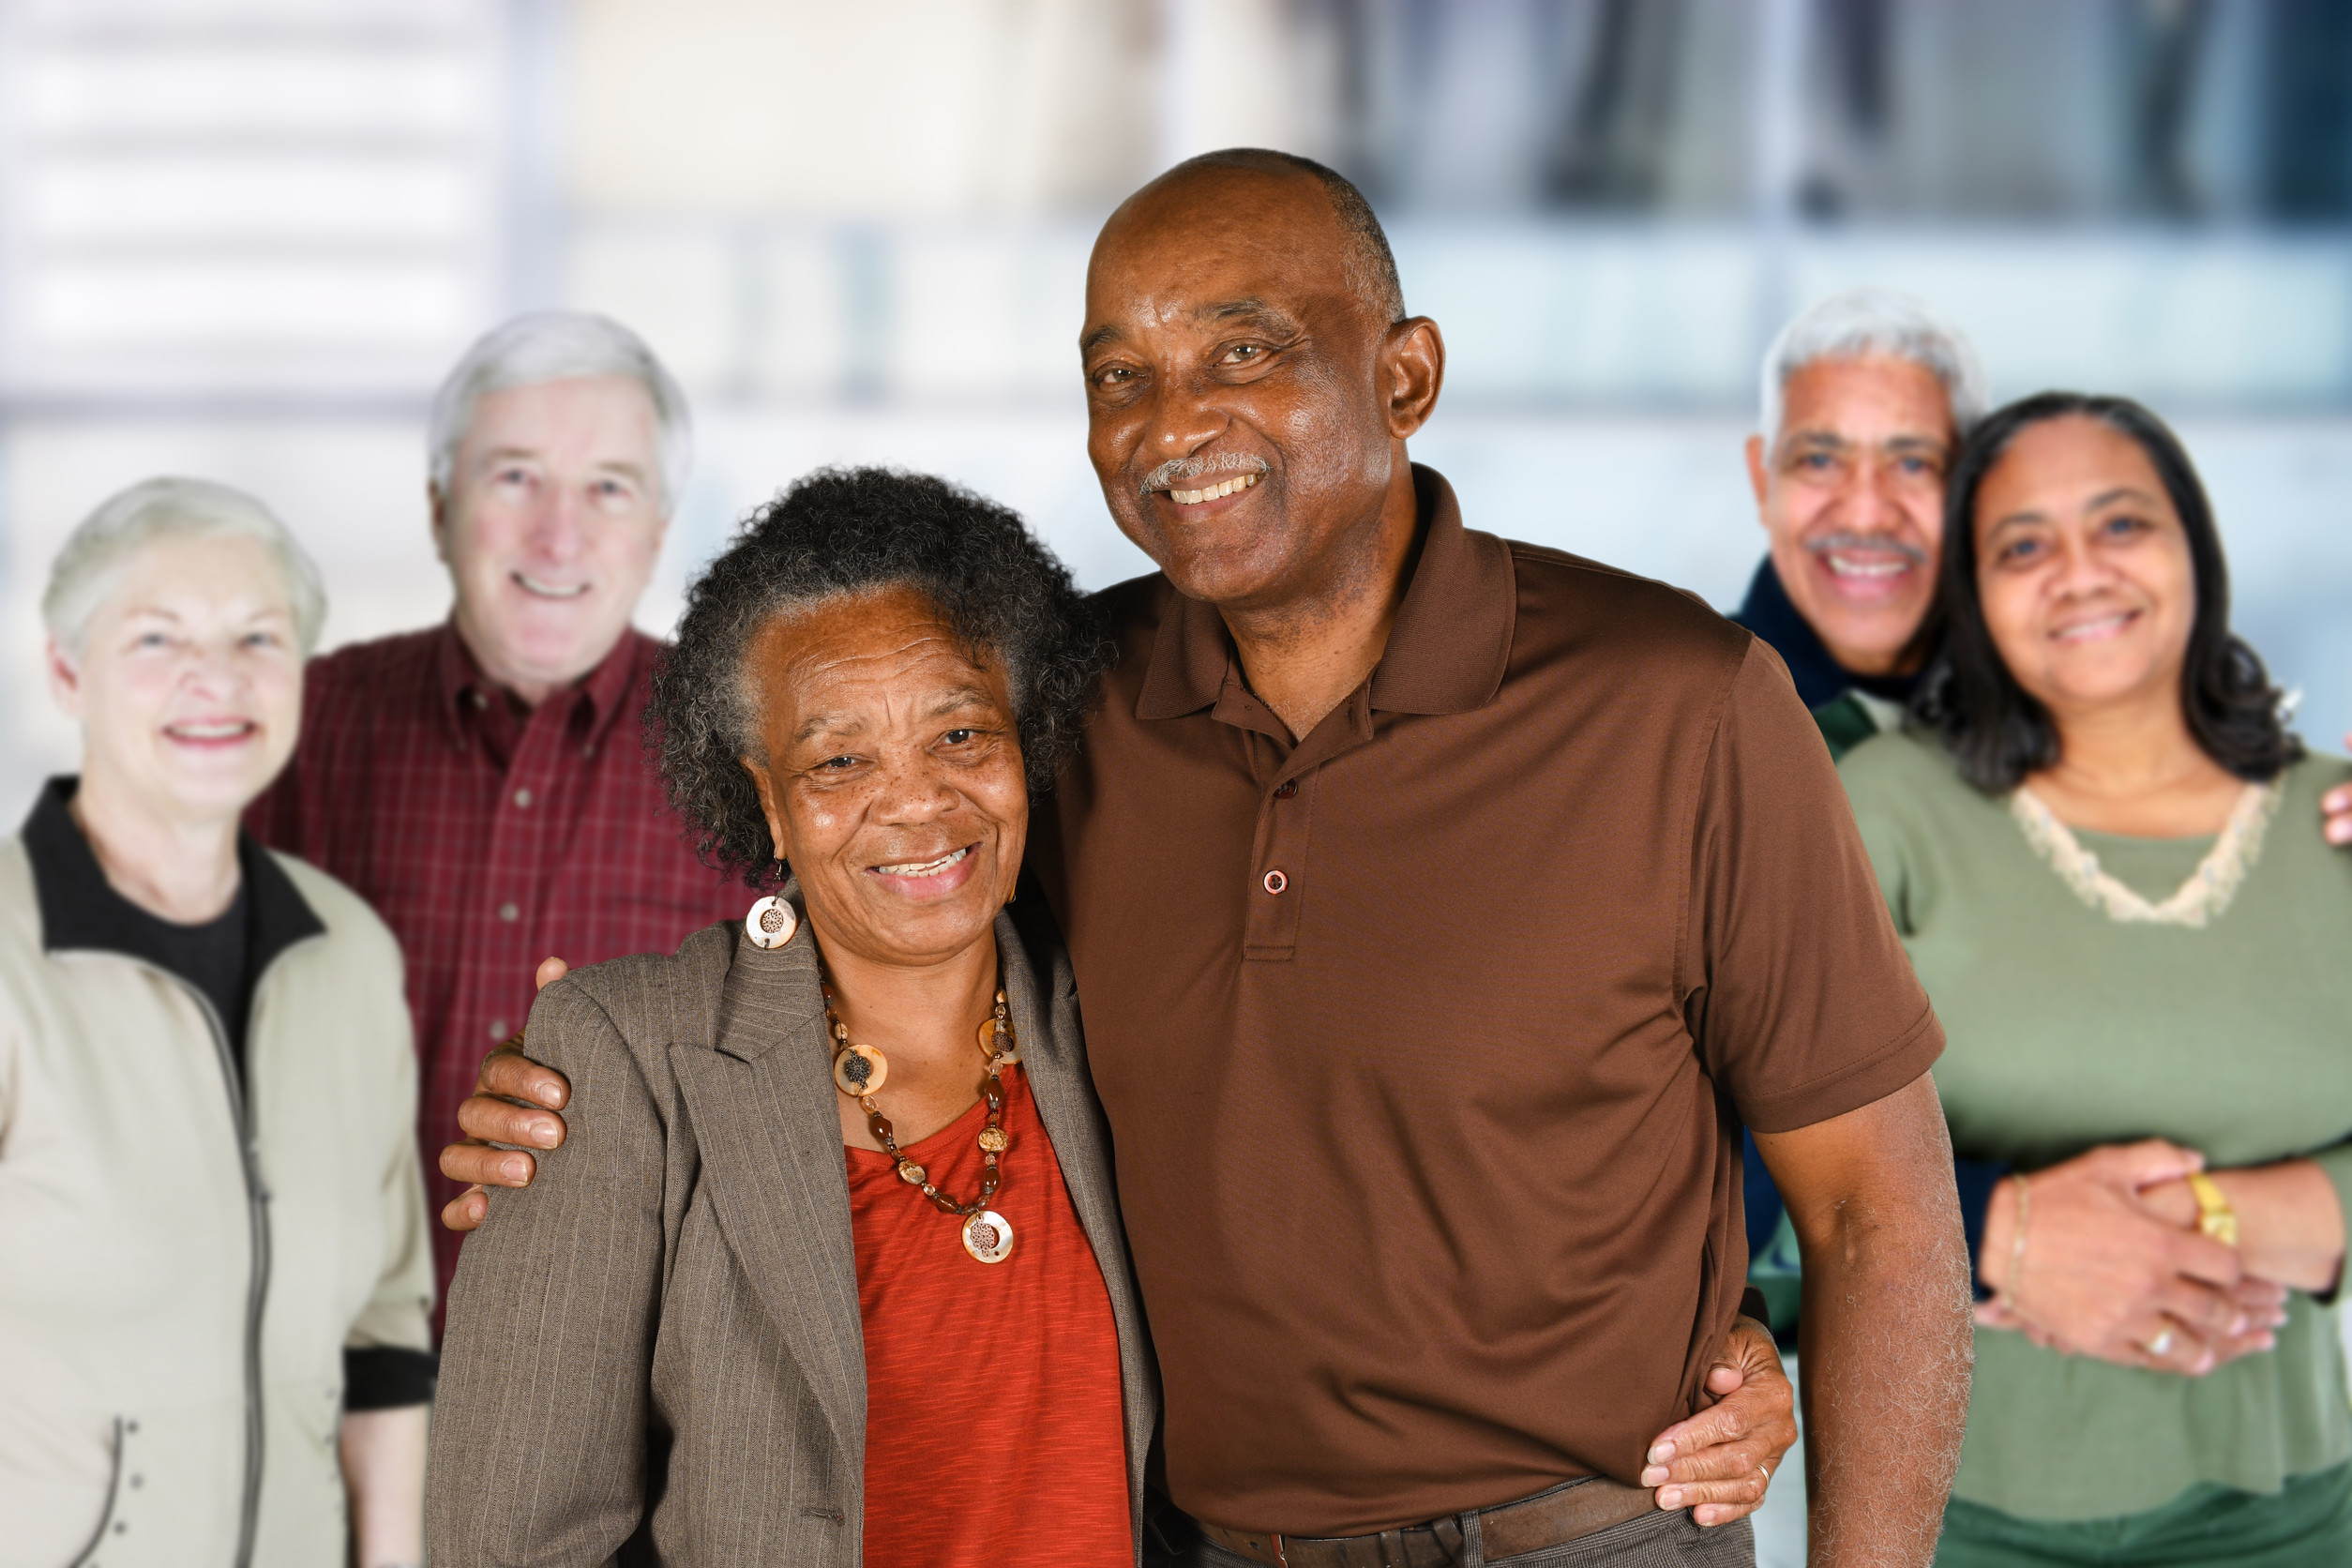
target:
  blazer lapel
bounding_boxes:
[668,905,868,1467]
[998,905,1163,1528]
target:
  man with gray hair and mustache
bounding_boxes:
[248,311,747,1332]
[1728,288,1985,761]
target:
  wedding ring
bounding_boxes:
[2148,1328,2176,1359]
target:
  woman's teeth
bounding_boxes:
[166,721,253,740]
[1169,473,1258,505]
[2054,612,2134,642]
[876,847,971,878]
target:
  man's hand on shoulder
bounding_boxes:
[2324,745,2352,846]
[437,957,577,1232]
[1640,1314,1798,1527]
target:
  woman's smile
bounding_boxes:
[866,842,981,900]
[2047,607,2140,644]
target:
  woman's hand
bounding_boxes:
[1638,1314,1799,1527]
[2138,1158,2346,1296]
[1975,1140,2254,1375]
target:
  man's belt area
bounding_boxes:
[1196,1475,1657,1568]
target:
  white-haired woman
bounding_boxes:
[0,479,433,1566]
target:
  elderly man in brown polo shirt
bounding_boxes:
[445,152,1969,1566]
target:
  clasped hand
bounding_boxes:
[1974,1139,2287,1376]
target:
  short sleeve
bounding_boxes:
[1683,640,1942,1134]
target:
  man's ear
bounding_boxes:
[1382,317,1445,440]
[47,636,85,720]
[1744,434,1772,515]
[429,484,452,565]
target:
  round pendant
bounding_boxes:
[961,1209,1015,1263]
[744,895,797,950]
[977,1018,1019,1064]
[833,1044,887,1096]
[977,1125,1008,1153]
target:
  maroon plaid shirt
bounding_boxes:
[248,622,746,1329]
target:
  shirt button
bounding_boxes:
[1274,780,1298,799]
[498,901,520,923]
[513,788,534,808]
[1262,869,1289,896]
[489,1018,509,1040]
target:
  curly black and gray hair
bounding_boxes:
[647,466,1112,881]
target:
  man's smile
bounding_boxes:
[1166,473,1258,506]
[514,572,592,599]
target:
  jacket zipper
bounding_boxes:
[168,975,269,1568]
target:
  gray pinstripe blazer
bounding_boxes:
[424,897,1160,1566]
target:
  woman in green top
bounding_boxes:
[1839,392,2352,1565]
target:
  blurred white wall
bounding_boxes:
[3,0,2351,823]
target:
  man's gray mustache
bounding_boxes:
[1806,533,1928,565]
[1139,453,1269,497]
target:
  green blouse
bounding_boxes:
[1839,732,2352,1523]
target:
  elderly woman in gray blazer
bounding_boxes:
[426,468,1153,1566]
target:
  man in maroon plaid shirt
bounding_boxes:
[247,313,745,1330]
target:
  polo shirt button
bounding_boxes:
[1274,780,1298,799]
[1262,869,1288,895]
[489,1018,509,1040]
[513,788,534,808]
[498,901,520,923]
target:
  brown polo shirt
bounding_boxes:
[1031,465,1941,1536]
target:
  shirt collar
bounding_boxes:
[433,619,650,750]
[1728,555,1853,712]
[23,776,324,968]
[1135,464,1515,723]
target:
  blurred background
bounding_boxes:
[4,0,2352,821]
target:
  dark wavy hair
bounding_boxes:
[1916,391,2299,793]
[646,466,1113,881]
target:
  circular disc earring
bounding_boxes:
[744,863,796,950]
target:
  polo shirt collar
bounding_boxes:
[23,776,324,968]
[1135,463,1515,722]
[433,619,647,750]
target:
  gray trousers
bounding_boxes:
[1156,1507,1756,1568]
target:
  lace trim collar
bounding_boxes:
[2007,782,2279,928]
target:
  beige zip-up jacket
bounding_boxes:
[0,787,433,1568]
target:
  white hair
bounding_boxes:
[1759,287,1990,446]
[428,311,692,513]
[43,477,328,657]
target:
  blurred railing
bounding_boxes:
[558,214,2352,413]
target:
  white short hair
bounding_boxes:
[1759,288,1990,446]
[428,311,692,513]
[43,477,328,657]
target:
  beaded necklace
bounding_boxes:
[823,981,1019,1263]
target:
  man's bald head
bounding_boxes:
[1126,148,1406,327]
[1078,148,1443,623]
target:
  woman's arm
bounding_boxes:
[426,977,669,1566]
[2139,1157,2347,1295]
[342,1405,428,1567]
